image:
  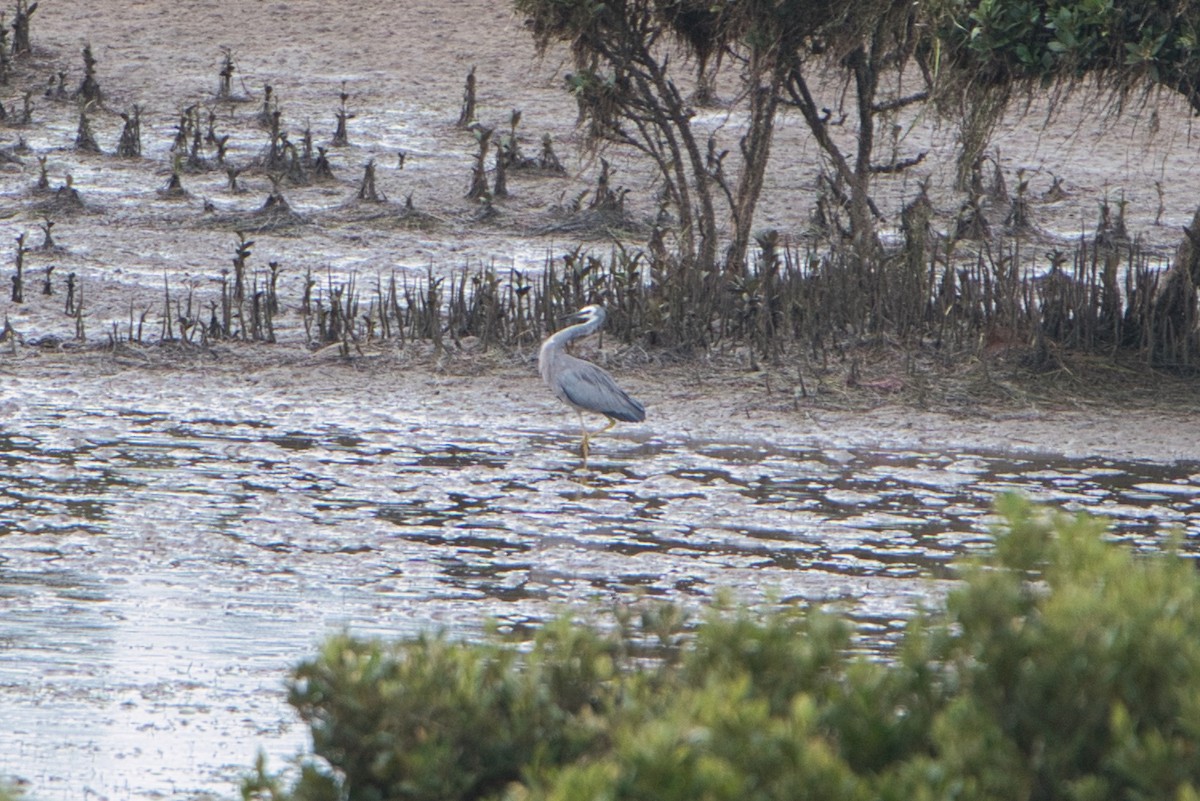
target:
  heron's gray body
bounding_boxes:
[539,305,644,463]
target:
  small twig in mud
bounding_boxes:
[12,0,36,56]
[38,217,54,249]
[0,23,10,84]
[260,174,291,212]
[330,81,352,147]
[171,104,195,151]
[356,159,383,202]
[493,136,508,198]
[1094,195,1129,252]
[301,266,314,316]
[312,145,333,180]
[0,316,17,347]
[159,154,187,198]
[18,89,32,124]
[160,274,173,341]
[214,134,230,165]
[257,83,276,128]
[73,277,85,341]
[232,230,252,304]
[588,158,625,212]
[1043,174,1067,202]
[466,125,493,200]
[263,108,284,171]
[300,124,313,165]
[1004,168,1034,234]
[126,301,151,345]
[64,270,75,314]
[497,108,529,170]
[225,166,243,192]
[10,231,25,302]
[75,43,101,103]
[204,109,217,144]
[216,47,237,100]
[187,110,206,170]
[43,70,65,99]
[116,105,142,157]
[74,100,100,152]
[33,153,48,192]
[279,131,305,182]
[267,260,281,316]
[457,66,477,128]
[538,133,565,173]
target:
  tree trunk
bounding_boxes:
[726,71,783,275]
[847,45,882,262]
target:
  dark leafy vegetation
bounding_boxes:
[246,496,1200,801]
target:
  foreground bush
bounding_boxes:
[247,496,1200,801]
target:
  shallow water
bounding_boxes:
[1,373,1198,801]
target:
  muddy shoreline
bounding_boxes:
[4,340,1197,465]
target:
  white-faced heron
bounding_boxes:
[538,304,645,465]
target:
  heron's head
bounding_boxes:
[567,304,606,325]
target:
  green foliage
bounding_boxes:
[283,623,624,801]
[940,0,1200,109]
[253,495,1200,801]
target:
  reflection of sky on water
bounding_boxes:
[1,378,1197,801]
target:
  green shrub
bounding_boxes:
[252,495,1200,801]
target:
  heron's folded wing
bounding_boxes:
[560,362,646,422]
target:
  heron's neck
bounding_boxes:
[547,315,603,350]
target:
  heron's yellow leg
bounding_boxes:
[577,418,615,468]
[577,411,590,468]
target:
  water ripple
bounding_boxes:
[0,385,1196,801]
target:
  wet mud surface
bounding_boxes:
[1,359,1198,801]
